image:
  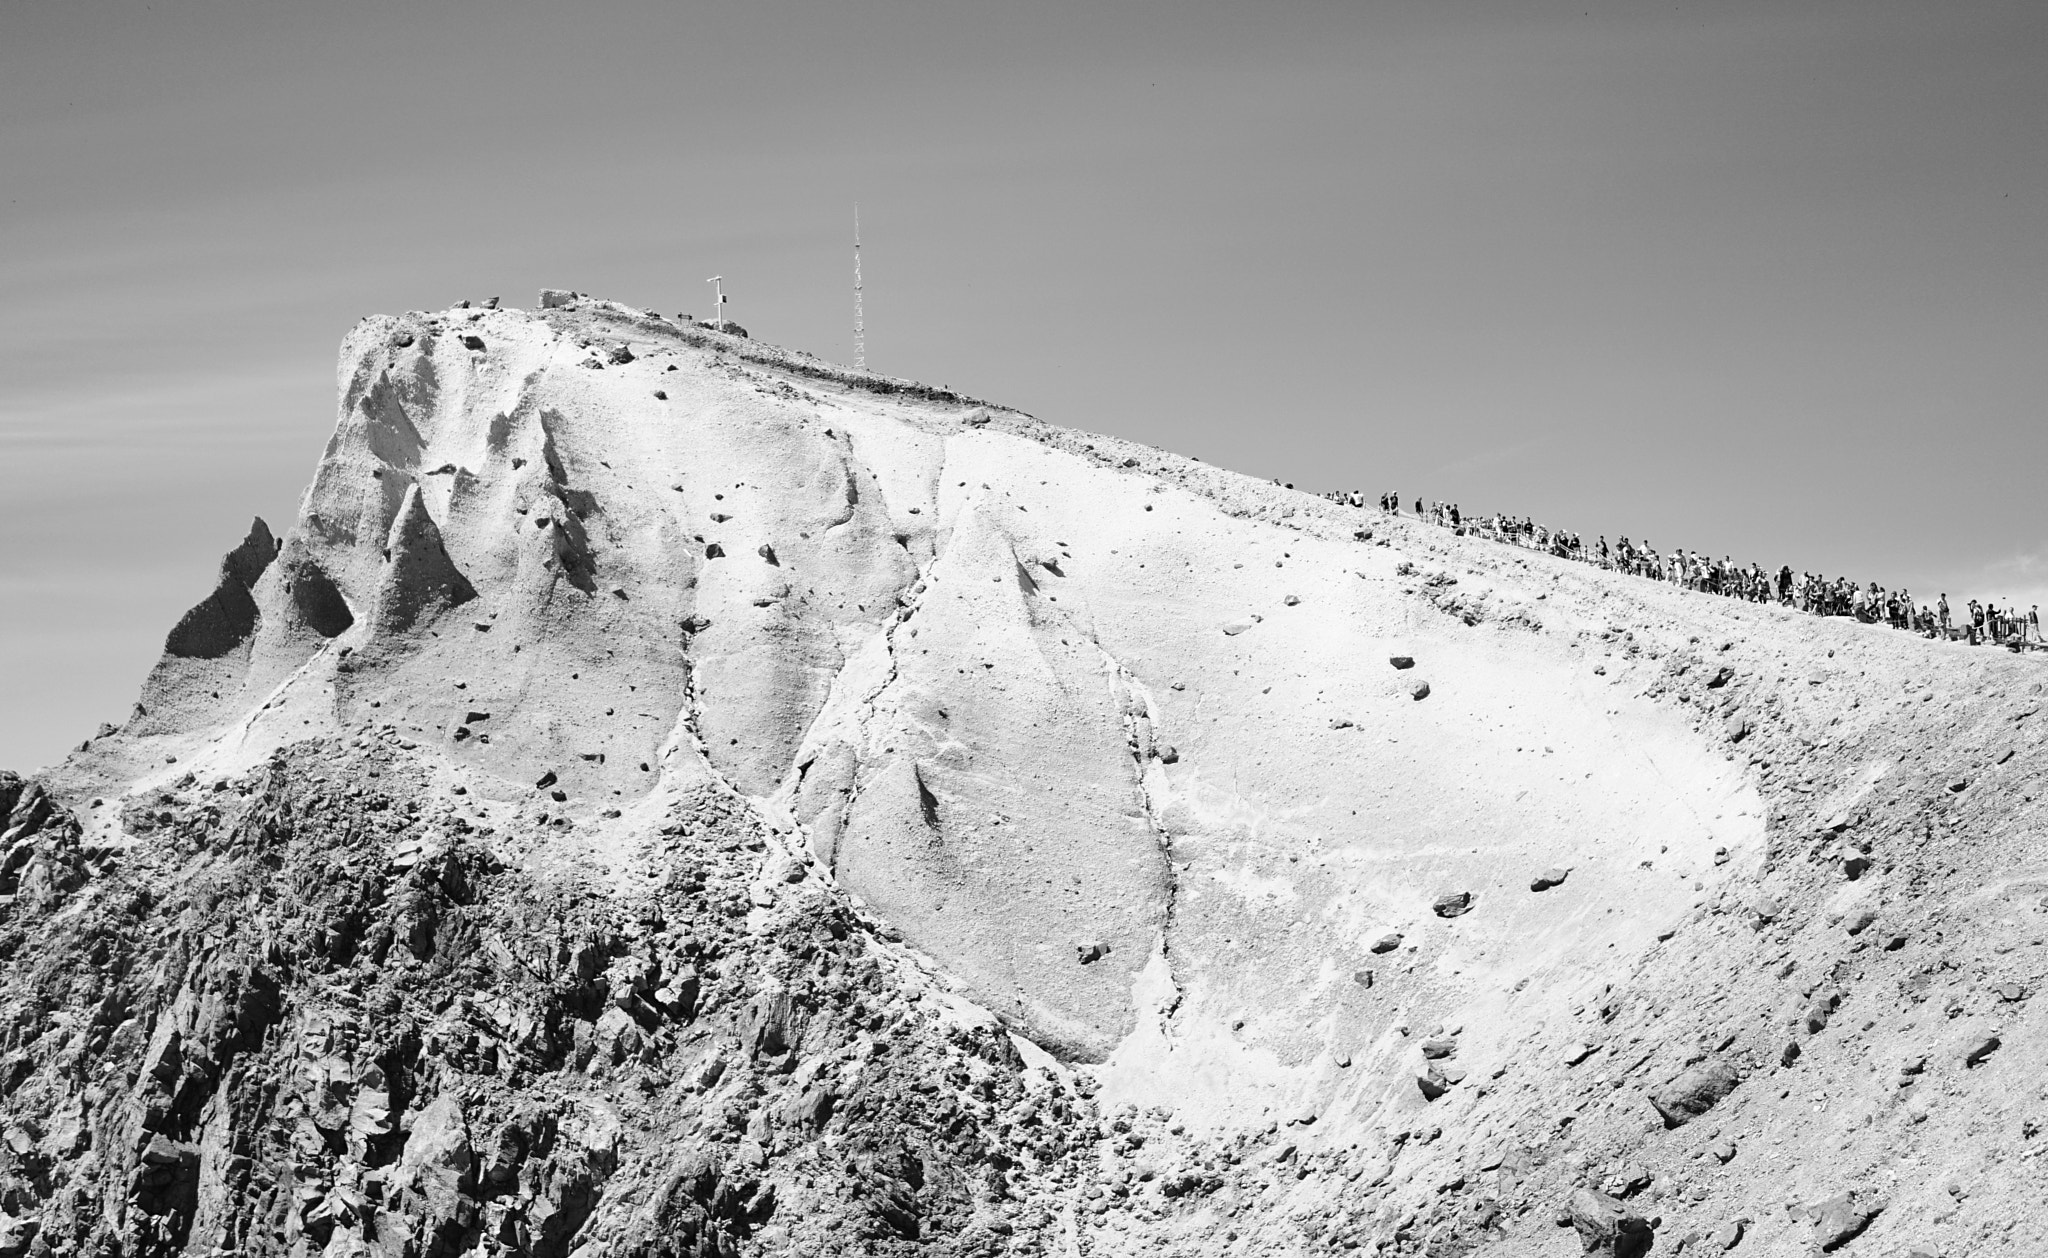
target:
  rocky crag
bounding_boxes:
[2,293,2042,1256]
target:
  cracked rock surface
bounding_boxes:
[7,292,2046,1255]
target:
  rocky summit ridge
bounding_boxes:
[1,292,2043,1257]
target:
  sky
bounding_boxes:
[2,0,2045,771]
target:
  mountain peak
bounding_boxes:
[14,291,2046,1256]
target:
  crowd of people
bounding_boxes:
[1320,490,2043,650]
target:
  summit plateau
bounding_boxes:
[0,293,2042,1257]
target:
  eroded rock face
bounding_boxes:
[17,293,2048,1255]
[0,750,1091,1257]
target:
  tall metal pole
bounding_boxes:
[853,206,866,371]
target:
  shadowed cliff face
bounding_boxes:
[23,294,2048,1257]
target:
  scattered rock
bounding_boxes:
[1568,1186,1653,1257]
[1531,866,1570,892]
[1389,656,1415,669]
[1370,933,1403,954]
[1962,1033,2001,1068]
[1808,1194,1872,1251]
[1650,1061,1740,1127]
[1077,941,1111,965]
[1803,990,1840,1033]
[1432,890,1473,918]
[1409,680,1431,701]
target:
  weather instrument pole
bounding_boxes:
[853,206,866,371]
[706,276,726,328]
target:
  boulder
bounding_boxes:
[790,1083,835,1129]
[1568,1186,1653,1256]
[1808,1194,1871,1251]
[397,1094,474,1226]
[1432,891,1474,919]
[1531,867,1570,892]
[739,992,802,1058]
[0,1212,37,1258]
[1649,1061,1741,1127]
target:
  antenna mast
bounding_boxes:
[852,205,866,371]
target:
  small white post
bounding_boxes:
[853,205,865,371]
[706,276,725,327]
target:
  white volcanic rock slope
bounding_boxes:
[57,293,2048,1256]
